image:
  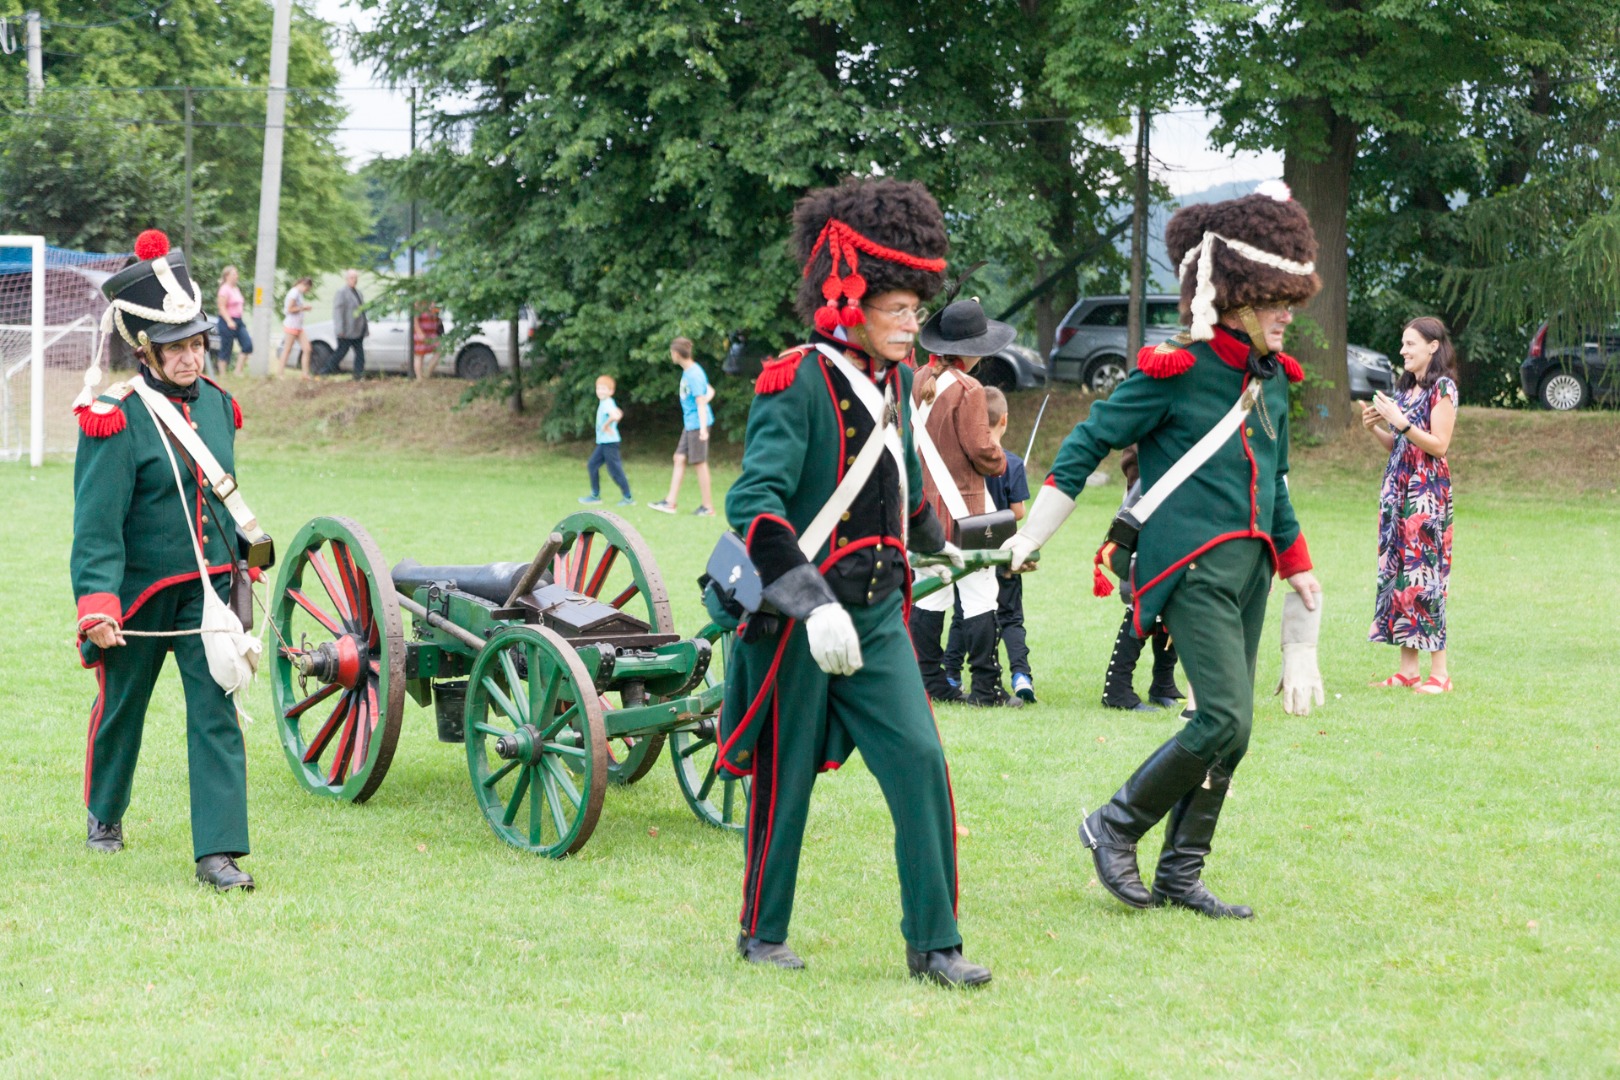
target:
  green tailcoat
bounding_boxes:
[1047,327,1313,635]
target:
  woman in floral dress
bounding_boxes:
[1363,316,1459,693]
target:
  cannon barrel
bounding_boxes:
[390,558,536,605]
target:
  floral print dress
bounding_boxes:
[1369,376,1458,650]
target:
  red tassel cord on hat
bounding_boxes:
[805,218,946,333]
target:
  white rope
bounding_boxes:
[75,266,205,409]
[1178,231,1316,342]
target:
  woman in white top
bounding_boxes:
[274,276,315,379]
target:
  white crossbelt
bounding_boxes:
[128,374,268,544]
[799,344,909,557]
[910,370,972,521]
[1130,380,1260,524]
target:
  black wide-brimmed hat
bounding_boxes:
[100,229,212,347]
[918,298,1017,358]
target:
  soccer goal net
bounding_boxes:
[0,239,133,464]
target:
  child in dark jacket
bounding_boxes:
[1100,445,1185,711]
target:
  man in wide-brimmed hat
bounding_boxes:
[1003,182,1327,920]
[70,229,258,892]
[714,177,990,987]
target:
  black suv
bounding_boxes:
[1048,293,1394,398]
[1520,319,1619,410]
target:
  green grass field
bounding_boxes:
[3,410,1618,1077]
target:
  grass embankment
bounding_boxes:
[1,393,1617,1076]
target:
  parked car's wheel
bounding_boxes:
[977,356,1018,392]
[310,341,335,375]
[1083,355,1129,393]
[1538,370,1588,411]
[457,343,499,381]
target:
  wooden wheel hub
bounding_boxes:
[294,634,368,690]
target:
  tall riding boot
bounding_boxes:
[1080,737,1209,908]
[1101,611,1153,711]
[962,613,1017,707]
[1150,764,1253,918]
[908,607,957,702]
[1147,628,1185,709]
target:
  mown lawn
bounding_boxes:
[2,420,1617,1077]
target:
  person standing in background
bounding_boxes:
[580,374,634,505]
[414,302,444,380]
[1364,316,1458,693]
[1100,444,1185,712]
[329,270,369,380]
[649,337,716,517]
[272,276,314,379]
[215,266,252,377]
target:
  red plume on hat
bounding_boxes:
[134,229,171,261]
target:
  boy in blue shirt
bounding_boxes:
[581,375,634,505]
[649,336,716,516]
[944,387,1036,702]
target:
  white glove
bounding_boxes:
[1000,485,1077,571]
[1276,591,1324,716]
[937,540,966,570]
[805,603,863,676]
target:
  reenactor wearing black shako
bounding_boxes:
[71,230,259,891]
[1003,183,1327,919]
[709,179,989,987]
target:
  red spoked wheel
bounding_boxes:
[550,510,674,785]
[270,516,405,803]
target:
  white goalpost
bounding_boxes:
[0,236,44,466]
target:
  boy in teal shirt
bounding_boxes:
[581,375,633,505]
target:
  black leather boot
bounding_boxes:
[1101,614,1154,711]
[195,854,254,892]
[908,607,957,702]
[1080,737,1209,908]
[907,945,991,988]
[1147,630,1185,709]
[86,812,123,853]
[737,933,805,969]
[1150,765,1254,919]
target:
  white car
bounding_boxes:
[300,312,535,379]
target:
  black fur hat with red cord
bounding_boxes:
[791,178,949,334]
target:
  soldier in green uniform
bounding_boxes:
[71,229,257,892]
[714,179,990,986]
[1004,183,1326,919]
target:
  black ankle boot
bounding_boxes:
[195,853,254,892]
[908,607,954,700]
[1101,614,1153,711]
[1150,765,1253,919]
[737,933,805,969]
[962,613,1018,707]
[1147,630,1185,708]
[906,945,991,988]
[1080,737,1209,908]
[86,812,123,853]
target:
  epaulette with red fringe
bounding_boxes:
[198,375,243,428]
[755,347,809,394]
[1136,340,1196,379]
[75,395,129,438]
[1278,352,1305,384]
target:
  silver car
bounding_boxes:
[1049,293,1394,399]
[300,311,535,379]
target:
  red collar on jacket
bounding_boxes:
[1209,325,1305,383]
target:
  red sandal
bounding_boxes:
[1371,673,1420,688]
[1414,676,1453,694]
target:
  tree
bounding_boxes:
[0,0,366,292]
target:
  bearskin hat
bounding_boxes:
[791,178,949,332]
[1165,182,1321,340]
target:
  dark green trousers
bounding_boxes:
[84,579,250,860]
[1160,539,1272,771]
[738,591,962,952]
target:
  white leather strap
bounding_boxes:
[1130,381,1259,524]
[139,397,216,583]
[129,375,266,541]
[910,370,971,521]
[809,343,911,551]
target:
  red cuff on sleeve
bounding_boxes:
[1275,533,1313,579]
[76,592,122,632]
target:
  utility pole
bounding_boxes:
[408,86,417,281]
[183,86,194,254]
[25,10,42,106]
[248,0,293,377]
[1125,103,1151,362]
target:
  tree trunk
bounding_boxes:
[1283,106,1359,439]
[509,314,523,413]
[1126,103,1150,359]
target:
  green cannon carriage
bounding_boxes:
[268,510,1017,857]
